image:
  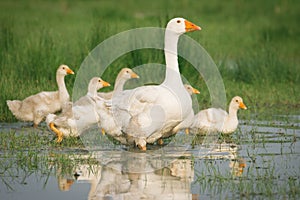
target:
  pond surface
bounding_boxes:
[0,114,299,200]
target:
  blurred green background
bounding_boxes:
[0,0,299,121]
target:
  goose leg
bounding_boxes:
[33,117,42,128]
[33,110,44,128]
[49,122,63,143]
[137,144,147,151]
[33,123,38,128]
[185,128,190,134]
[157,138,164,145]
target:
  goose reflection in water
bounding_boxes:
[53,151,195,200]
[52,135,245,199]
[192,134,246,177]
[93,154,194,199]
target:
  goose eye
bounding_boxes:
[235,99,239,103]
[98,80,101,82]
[177,20,181,23]
[62,67,65,70]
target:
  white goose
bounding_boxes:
[157,84,200,145]
[110,18,201,150]
[190,96,247,135]
[96,68,139,138]
[7,64,74,127]
[46,77,110,143]
[98,68,139,100]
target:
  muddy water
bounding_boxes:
[0,115,299,199]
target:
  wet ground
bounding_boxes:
[0,114,299,199]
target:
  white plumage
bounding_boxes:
[7,64,74,127]
[46,77,110,142]
[95,68,139,143]
[190,96,247,134]
[109,18,201,150]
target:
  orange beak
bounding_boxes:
[66,68,75,75]
[185,20,201,32]
[131,72,139,79]
[192,87,200,94]
[239,102,247,110]
[101,80,111,87]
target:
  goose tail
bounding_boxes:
[6,100,22,116]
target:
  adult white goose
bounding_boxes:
[111,18,201,150]
[190,96,247,135]
[46,77,110,143]
[98,67,139,100]
[7,64,74,127]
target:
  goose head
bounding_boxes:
[120,68,139,80]
[166,17,201,35]
[88,77,111,93]
[57,64,75,76]
[184,84,200,95]
[230,96,247,110]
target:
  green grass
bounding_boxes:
[0,129,100,192]
[0,0,299,122]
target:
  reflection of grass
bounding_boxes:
[194,158,300,199]
[191,115,300,199]
[0,131,50,191]
[0,130,99,191]
[0,0,299,121]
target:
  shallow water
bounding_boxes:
[0,114,299,199]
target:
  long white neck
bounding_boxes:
[162,30,182,87]
[228,104,238,121]
[87,84,99,99]
[222,103,239,133]
[57,73,69,103]
[162,28,192,118]
[113,75,126,95]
